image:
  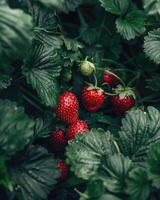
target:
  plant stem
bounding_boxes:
[138,93,159,103]
[23,95,43,112]
[93,73,98,87]
[127,71,141,87]
[77,8,87,26]
[74,188,89,199]
[102,58,126,68]
[18,85,41,103]
[98,13,106,39]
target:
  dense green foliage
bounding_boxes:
[0,0,160,199]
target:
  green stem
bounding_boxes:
[101,82,111,91]
[77,8,87,26]
[93,73,98,87]
[127,71,141,87]
[147,98,160,103]
[115,68,135,73]
[105,70,126,87]
[105,92,117,96]
[96,66,136,75]
[74,188,89,199]
[113,141,121,154]
[102,58,126,68]
[135,90,143,107]
[139,93,160,103]
[96,67,126,87]
[102,26,112,36]
[23,95,43,112]
[18,85,40,102]
[13,75,25,83]
[98,13,106,39]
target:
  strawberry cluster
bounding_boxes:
[52,92,89,182]
[51,59,136,182]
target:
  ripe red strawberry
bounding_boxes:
[55,92,79,124]
[51,129,67,151]
[57,160,69,182]
[111,85,136,115]
[103,71,118,87]
[82,86,105,112]
[66,120,89,141]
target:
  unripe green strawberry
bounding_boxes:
[80,57,95,76]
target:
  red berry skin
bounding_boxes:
[66,120,89,141]
[84,105,101,112]
[57,160,69,182]
[51,129,67,151]
[82,86,105,112]
[55,92,79,124]
[103,72,118,87]
[111,95,135,115]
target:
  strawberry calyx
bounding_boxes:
[85,84,104,93]
[112,85,136,100]
[82,57,95,70]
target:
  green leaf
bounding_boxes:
[62,37,84,52]
[0,4,33,60]
[66,129,117,180]
[97,154,133,193]
[9,146,60,200]
[80,26,99,45]
[143,0,160,15]
[0,65,12,90]
[144,28,160,64]
[147,141,160,188]
[99,194,121,200]
[0,157,12,191]
[35,31,63,49]
[118,107,160,163]
[147,76,160,92]
[24,0,59,31]
[86,178,105,199]
[59,37,83,65]
[34,113,56,139]
[0,0,6,5]
[33,0,82,13]
[99,0,131,15]
[80,181,121,200]
[25,1,63,49]
[126,167,150,200]
[116,10,146,40]
[22,45,62,107]
[0,100,34,159]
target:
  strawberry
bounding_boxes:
[103,71,118,87]
[66,120,89,141]
[57,160,69,182]
[82,86,105,112]
[80,57,95,76]
[55,92,79,124]
[111,85,136,115]
[51,129,67,151]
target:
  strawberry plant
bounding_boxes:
[1,0,160,200]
